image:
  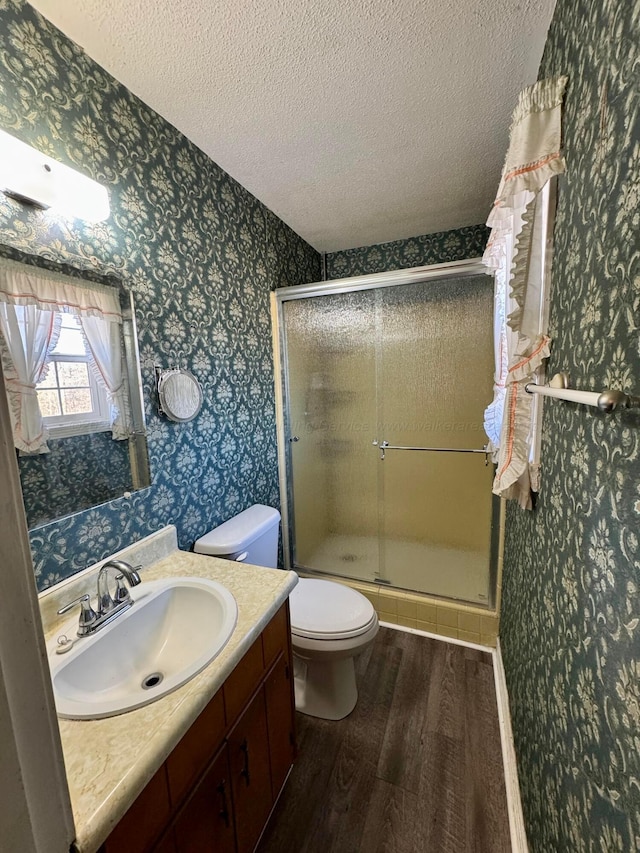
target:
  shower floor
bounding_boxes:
[297,533,490,604]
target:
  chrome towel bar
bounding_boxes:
[372,440,489,462]
[525,372,640,413]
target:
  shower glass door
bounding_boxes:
[280,271,496,605]
[377,277,494,603]
[283,289,381,582]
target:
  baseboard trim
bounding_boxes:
[492,638,529,852]
[378,620,493,652]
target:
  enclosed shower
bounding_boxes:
[272,260,499,608]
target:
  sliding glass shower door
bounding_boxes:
[280,271,496,605]
[283,289,381,583]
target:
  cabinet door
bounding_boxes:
[167,688,226,808]
[228,688,273,853]
[173,743,236,853]
[261,603,289,668]
[153,828,177,853]
[103,767,171,853]
[224,638,264,722]
[264,653,296,800]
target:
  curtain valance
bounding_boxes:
[0,258,122,323]
[483,75,567,509]
[0,259,128,454]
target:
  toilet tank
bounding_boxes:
[194,505,281,568]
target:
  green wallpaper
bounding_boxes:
[0,0,321,588]
[500,0,640,849]
[19,430,132,528]
[325,224,488,279]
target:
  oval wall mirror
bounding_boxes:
[157,369,203,422]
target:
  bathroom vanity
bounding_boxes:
[39,530,298,853]
[101,602,295,853]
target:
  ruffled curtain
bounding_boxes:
[0,258,127,451]
[0,303,60,453]
[0,259,122,321]
[79,314,131,440]
[483,75,567,509]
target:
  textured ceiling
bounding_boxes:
[30,0,556,252]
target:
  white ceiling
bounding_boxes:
[30,0,556,253]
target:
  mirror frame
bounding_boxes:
[0,243,151,526]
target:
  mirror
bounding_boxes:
[157,368,203,422]
[0,247,151,529]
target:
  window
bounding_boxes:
[36,314,110,437]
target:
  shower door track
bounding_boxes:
[270,257,500,607]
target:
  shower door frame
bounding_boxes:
[271,258,501,608]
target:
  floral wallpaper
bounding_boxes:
[0,0,321,589]
[325,224,489,279]
[18,431,131,529]
[499,0,640,849]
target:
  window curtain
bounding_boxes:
[78,314,131,440]
[0,303,60,454]
[0,258,127,450]
[483,75,567,509]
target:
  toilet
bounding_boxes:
[194,504,379,720]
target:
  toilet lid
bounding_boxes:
[290,579,377,640]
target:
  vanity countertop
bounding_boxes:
[45,548,298,853]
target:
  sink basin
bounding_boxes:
[50,577,238,719]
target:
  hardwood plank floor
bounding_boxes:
[258,628,511,853]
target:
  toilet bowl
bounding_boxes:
[289,578,378,720]
[194,505,378,721]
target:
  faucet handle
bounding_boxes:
[113,573,132,605]
[57,594,98,637]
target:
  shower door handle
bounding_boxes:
[372,440,389,459]
[374,441,489,463]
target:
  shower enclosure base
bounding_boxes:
[297,568,500,647]
[297,533,490,605]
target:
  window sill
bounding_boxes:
[45,421,112,440]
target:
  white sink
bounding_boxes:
[49,577,238,719]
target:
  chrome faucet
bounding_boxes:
[97,559,142,616]
[57,559,142,638]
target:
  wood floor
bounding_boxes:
[258,627,511,853]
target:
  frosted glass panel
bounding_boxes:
[283,291,380,581]
[281,272,496,605]
[378,276,495,600]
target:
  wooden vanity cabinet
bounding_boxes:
[227,688,272,853]
[172,743,236,853]
[101,602,296,853]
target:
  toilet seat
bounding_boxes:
[290,578,376,641]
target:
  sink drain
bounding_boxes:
[141,672,164,690]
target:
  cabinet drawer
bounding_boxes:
[261,603,289,667]
[103,766,171,853]
[223,637,264,722]
[166,688,225,807]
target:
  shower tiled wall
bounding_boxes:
[302,573,500,647]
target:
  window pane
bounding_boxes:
[60,313,80,329]
[61,388,93,415]
[53,326,87,356]
[37,389,61,417]
[36,363,58,389]
[57,361,90,387]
